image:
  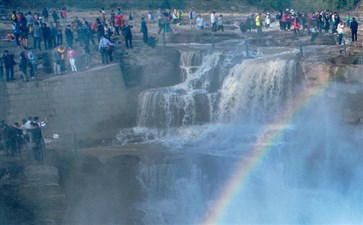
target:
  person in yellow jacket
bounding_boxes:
[255,13,262,33]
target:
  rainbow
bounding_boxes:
[200,80,331,225]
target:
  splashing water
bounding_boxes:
[128,50,363,225]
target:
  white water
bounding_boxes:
[119,50,363,225]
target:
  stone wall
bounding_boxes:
[0,64,136,147]
[0,47,182,148]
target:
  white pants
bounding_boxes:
[69,58,77,72]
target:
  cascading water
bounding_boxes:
[122,49,363,224]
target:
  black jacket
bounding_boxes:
[350,20,358,31]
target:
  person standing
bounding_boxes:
[12,21,21,46]
[57,46,66,74]
[196,14,204,30]
[49,22,57,48]
[121,24,133,49]
[99,35,114,64]
[293,15,301,35]
[337,21,345,45]
[32,22,43,50]
[96,18,105,42]
[42,23,51,50]
[140,17,148,44]
[255,13,262,33]
[189,8,195,29]
[65,25,74,48]
[350,17,358,42]
[2,50,16,82]
[52,45,61,75]
[27,48,37,80]
[56,22,63,45]
[19,51,29,82]
[211,11,217,32]
[20,20,29,47]
[61,8,67,22]
[29,122,44,162]
[42,8,49,22]
[67,47,77,72]
[52,10,59,23]
[217,14,224,32]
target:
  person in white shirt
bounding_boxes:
[196,14,204,30]
[98,35,114,64]
[337,21,345,45]
[211,11,217,32]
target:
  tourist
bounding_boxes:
[27,48,37,80]
[255,13,262,33]
[140,17,148,44]
[67,47,77,72]
[42,23,51,50]
[32,22,43,50]
[147,11,154,22]
[345,13,351,27]
[99,35,114,64]
[293,15,301,35]
[52,10,59,23]
[310,26,318,42]
[337,21,344,45]
[2,50,16,82]
[217,15,224,32]
[280,11,286,31]
[11,21,21,46]
[42,8,49,22]
[96,18,105,42]
[350,17,358,42]
[26,12,34,32]
[19,51,29,82]
[211,11,217,32]
[56,22,63,45]
[196,14,204,30]
[49,22,57,48]
[265,13,271,28]
[55,45,66,75]
[172,9,178,24]
[20,19,29,47]
[61,8,67,22]
[1,123,17,157]
[121,24,133,49]
[29,122,44,161]
[65,25,74,48]
[105,24,113,41]
[189,8,196,29]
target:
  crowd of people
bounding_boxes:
[240,9,359,44]
[0,7,142,82]
[0,117,48,161]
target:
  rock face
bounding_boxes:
[0,163,65,225]
[121,47,181,88]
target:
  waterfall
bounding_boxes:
[137,51,228,128]
[218,57,297,123]
[125,50,363,225]
[137,51,297,129]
